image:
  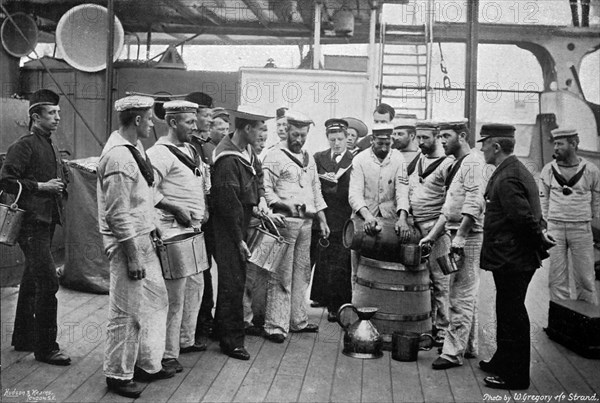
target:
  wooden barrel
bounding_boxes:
[343,217,420,263]
[353,256,432,350]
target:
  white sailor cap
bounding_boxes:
[392,114,418,129]
[285,110,314,128]
[551,128,578,139]
[227,105,273,122]
[163,100,199,114]
[114,95,154,112]
[372,122,394,138]
[211,107,229,121]
[438,118,469,131]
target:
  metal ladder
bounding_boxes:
[377,3,433,120]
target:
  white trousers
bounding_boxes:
[264,218,313,336]
[243,262,269,326]
[428,233,451,334]
[441,232,482,364]
[159,219,205,359]
[548,220,598,305]
[103,234,168,380]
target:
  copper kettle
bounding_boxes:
[337,304,383,359]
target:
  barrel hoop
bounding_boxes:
[356,277,430,292]
[374,311,431,322]
[359,256,427,272]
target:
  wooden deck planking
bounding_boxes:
[62,367,109,403]
[330,350,363,402]
[167,343,228,403]
[361,352,393,403]
[416,352,454,403]
[263,329,317,403]
[233,336,288,403]
[1,293,107,388]
[390,358,424,402]
[444,358,484,402]
[297,314,341,403]
[1,265,599,403]
[0,287,98,354]
[46,342,104,402]
[200,337,264,402]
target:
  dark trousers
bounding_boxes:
[214,233,246,351]
[312,231,352,313]
[491,269,535,387]
[12,222,60,354]
[309,229,327,304]
[196,219,215,338]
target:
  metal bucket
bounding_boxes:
[437,253,460,276]
[247,215,291,273]
[155,228,209,279]
[0,181,25,246]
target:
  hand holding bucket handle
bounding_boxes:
[259,212,284,240]
[0,180,23,210]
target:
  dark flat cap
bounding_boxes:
[325,118,348,133]
[185,92,213,108]
[477,123,516,142]
[29,89,60,112]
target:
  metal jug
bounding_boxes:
[337,304,383,359]
[391,330,435,362]
[437,252,460,275]
[399,243,432,266]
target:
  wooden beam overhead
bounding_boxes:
[241,0,272,27]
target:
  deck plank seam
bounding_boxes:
[327,327,343,403]
[294,308,325,402]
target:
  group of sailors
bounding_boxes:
[1,88,598,399]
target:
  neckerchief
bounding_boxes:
[407,153,421,176]
[280,148,309,169]
[551,163,586,195]
[123,145,154,186]
[160,143,201,176]
[418,155,447,182]
[444,154,468,189]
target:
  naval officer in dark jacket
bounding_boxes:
[0,89,71,365]
[478,124,555,390]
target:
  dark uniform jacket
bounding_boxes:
[481,155,548,272]
[0,126,69,225]
[212,134,263,244]
[313,149,353,232]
